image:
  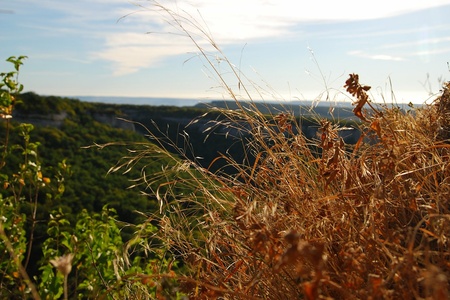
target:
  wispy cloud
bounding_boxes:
[13,0,450,76]
[348,50,405,61]
[91,32,199,75]
[348,33,450,62]
[127,0,450,42]
[93,0,450,74]
[413,47,450,56]
[381,36,450,49]
[325,26,444,41]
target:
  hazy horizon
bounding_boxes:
[71,95,414,109]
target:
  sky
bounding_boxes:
[2,0,450,104]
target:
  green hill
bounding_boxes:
[7,92,363,225]
[1,92,363,278]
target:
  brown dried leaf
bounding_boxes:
[370,119,382,137]
[345,73,371,122]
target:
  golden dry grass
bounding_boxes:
[115,3,450,298]
[119,75,449,299]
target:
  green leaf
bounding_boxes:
[5,79,16,90]
[6,55,27,72]
[57,184,65,194]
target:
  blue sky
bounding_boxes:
[2,0,450,104]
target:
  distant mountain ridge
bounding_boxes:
[74,95,412,121]
[12,92,364,175]
[76,95,361,120]
[195,100,358,120]
[14,92,367,147]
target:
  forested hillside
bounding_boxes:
[9,93,361,216]
[5,92,161,224]
[14,92,362,179]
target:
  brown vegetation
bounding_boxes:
[119,73,449,299]
[111,3,450,298]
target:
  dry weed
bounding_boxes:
[116,3,450,298]
[133,74,450,299]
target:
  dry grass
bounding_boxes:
[138,77,449,299]
[115,2,450,298]
[118,78,450,299]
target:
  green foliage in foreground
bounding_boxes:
[0,56,186,299]
[38,206,182,299]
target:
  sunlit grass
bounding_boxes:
[111,2,450,298]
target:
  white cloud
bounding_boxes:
[91,32,199,75]
[413,47,450,56]
[348,50,405,61]
[382,36,450,49]
[91,0,450,74]
[347,35,450,62]
[129,0,450,42]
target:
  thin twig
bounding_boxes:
[0,221,41,300]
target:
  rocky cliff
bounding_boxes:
[12,100,361,146]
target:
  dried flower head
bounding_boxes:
[50,253,74,276]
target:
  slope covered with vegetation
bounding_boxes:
[4,93,160,223]
[1,2,449,298]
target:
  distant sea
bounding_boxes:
[75,96,210,107]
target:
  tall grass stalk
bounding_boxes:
[111,2,450,298]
